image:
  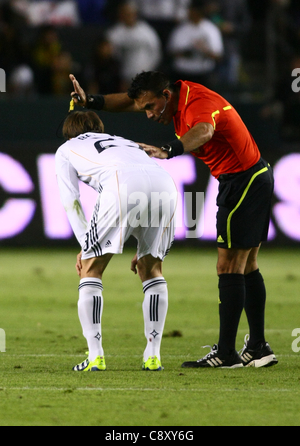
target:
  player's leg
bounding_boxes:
[80,253,114,279]
[125,165,177,370]
[182,247,249,369]
[241,246,278,367]
[73,253,113,371]
[216,247,250,358]
[136,254,168,371]
[73,171,123,371]
[214,160,273,365]
[244,245,266,348]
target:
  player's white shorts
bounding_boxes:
[81,165,178,261]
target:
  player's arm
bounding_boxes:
[130,253,138,275]
[76,251,83,277]
[69,74,139,113]
[142,122,214,159]
[55,149,88,245]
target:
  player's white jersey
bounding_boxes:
[55,132,176,253]
[56,132,161,191]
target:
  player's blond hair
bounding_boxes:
[63,111,104,139]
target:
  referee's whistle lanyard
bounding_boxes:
[159,98,167,119]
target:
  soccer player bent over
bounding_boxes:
[55,111,177,371]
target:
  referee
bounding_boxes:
[69,70,278,369]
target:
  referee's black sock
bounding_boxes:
[218,273,245,357]
[244,269,266,349]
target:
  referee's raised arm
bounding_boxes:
[69,74,138,113]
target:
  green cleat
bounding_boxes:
[142,356,164,371]
[73,356,106,372]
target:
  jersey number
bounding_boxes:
[94,138,117,154]
[94,138,137,154]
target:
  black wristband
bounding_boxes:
[162,139,184,159]
[85,94,105,110]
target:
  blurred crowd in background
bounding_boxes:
[1,0,300,141]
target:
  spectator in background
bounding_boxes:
[132,0,190,49]
[12,0,80,26]
[85,36,122,94]
[106,1,162,90]
[0,0,35,95]
[52,49,76,95]
[167,0,223,88]
[8,63,35,96]
[31,25,79,95]
[0,2,25,74]
[31,24,61,94]
[205,0,251,87]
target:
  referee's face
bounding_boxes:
[135,91,173,125]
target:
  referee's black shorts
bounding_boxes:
[216,158,274,249]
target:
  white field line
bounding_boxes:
[0,386,299,393]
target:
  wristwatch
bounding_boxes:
[161,144,172,155]
[161,140,184,159]
[85,94,105,110]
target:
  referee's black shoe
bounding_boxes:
[239,335,278,368]
[181,344,243,369]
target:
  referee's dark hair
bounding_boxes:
[63,111,104,139]
[128,71,175,99]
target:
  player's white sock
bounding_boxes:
[78,278,104,362]
[142,277,168,362]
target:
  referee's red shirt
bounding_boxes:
[173,80,261,179]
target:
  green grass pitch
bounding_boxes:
[0,246,300,426]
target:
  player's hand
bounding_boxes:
[138,143,168,159]
[75,251,83,277]
[131,253,138,275]
[69,74,87,107]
